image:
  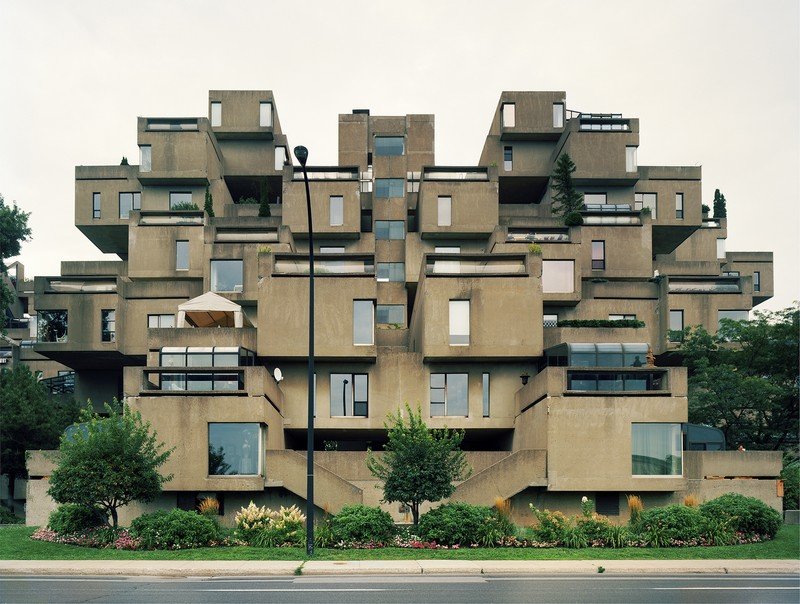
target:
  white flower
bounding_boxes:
[581,496,588,503]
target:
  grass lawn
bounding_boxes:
[1,525,797,561]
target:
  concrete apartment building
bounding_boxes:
[23,90,782,525]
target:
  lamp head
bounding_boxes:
[293,145,309,167]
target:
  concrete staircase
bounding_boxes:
[450,449,547,504]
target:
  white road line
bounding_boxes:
[654,587,799,591]
[199,588,402,592]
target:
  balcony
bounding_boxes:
[580,205,642,226]
[39,372,75,395]
[138,210,205,226]
[145,118,199,131]
[43,278,117,294]
[291,167,359,181]
[423,254,527,277]
[566,370,668,393]
[577,113,631,131]
[506,228,569,243]
[422,167,489,181]
[272,254,375,277]
[668,277,741,294]
[142,368,245,394]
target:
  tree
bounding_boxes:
[0,366,80,496]
[678,306,799,453]
[48,403,173,527]
[366,404,471,525]
[549,153,584,224]
[712,188,727,218]
[204,186,215,217]
[0,193,32,331]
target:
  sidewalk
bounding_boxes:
[1,559,798,577]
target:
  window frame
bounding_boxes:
[330,373,369,417]
[376,262,405,283]
[430,373,469,417]
[210,259,244,292]
[376,304,405,327]
[259,102,273,127]
[374,136,405,157]
[374,178,405,199]
[210,102,222,127]
[207,422,264,476]
[139,145,151,172]
[437,195,452,227]
[353,300,375,345]
[503,146,513,171]
[591,240,606,270]
[675,192,684,219]
[501,103,516,128]
[176,240,189,271]
[753,271,761,292]
[552,103,564,128]
[148,314,175,328]
[329,195,344,227]
[449,299,470,346]
[631,423,683,477]
[169,191,193,210]
[375,220,405,240]
[626,146,638,172]
[92,192,101,219]
[101,309,116,343]
[482,372,490,418]
[118,192,141,219]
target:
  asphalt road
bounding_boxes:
[1,574,798,604]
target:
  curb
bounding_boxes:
[0,559,798,577]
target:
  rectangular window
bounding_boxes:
[718,310,748,329]
[329,195,343,226]
[375,220,405,240]
[609,314,636,321]
[632,423,682,476]
[503,146,513,171]
[482,372,490,417]
[376,262,405,283]
[274,146,287,171]
[626,146,638,172]
[753,271,761,292]
[330,373,368,417]
[449,300,470,345]
[375,178,405,198]
[634,193,657,219]
[716,238,726,259]
[210,102,221,127]
[374,136,404,156]
[353,300,374,345]
[38,310,68,343]
[361,209,373,233]
[376,304,405,327]
[210,260,244,292]
[430,373,468,417]
[553,103,564,128]
[320,246,345,254]
[675,193,684,219]
[139,145,151,172]
[669,309,684,342]
[92,193,101,219]
[543,313,558,327]
[259,102,273,127]
[501,103,515,128]
[208,423,263,476]
[176,240,189,271]
[591,240,606,270]
[101,310,116,342]
[541,260,574,293]
[437,196,452,227]
[148,314,175,328]
[118,192,141,219]
[169,192,193,210]
[584,193,607,205]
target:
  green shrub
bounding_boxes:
[700,515,736,546]
[331,505,395,544]
[314,517,335,548]
[561,525,588,548]
[251,505,305,547]
[528,506,570,543]
[557,319,646,329]
[700,493,782,538]
[130,509,217,549]
[635,504,705,544]
[419,503,514,546]
[48,504,107,534]
[604,524,630,548]
[781,461,799,512]
[0,505,23,524]
[170,201,199,211]
[527,243,542,256]
[237,197,260,204]
[564,212,583,226]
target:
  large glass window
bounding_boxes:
[502,103,516,128]
[631,423,682,476]
[482,373,490,417]
[375,179,405,198]
[139,145,151,172]
[92,193,101,219]
[329,195,343,226]
[374,136,404,156]
[626,146,638,172]
[430,373,468,417]
[208,423,263,476]
[210,102,221,127]
[169,192,193,210]
[449,300,470,345]
[148,314,175,328]
[718,309,748,329]
[634,193,657,219]
[503,146,513,171]
[376,304,405,327]
[376,262,405,283]
[675,193,684,219]
[353,300,374,345]
[375,220,404,240]
[541,260,574,293]
[330,373,368,417]
[259,102,273,127]
[101,310,116,342]
[552,103,564,128]
[211,260,244,292]
[160,346,252,368]
[119,192,141,219]
[437,196,452,226]
[38,310,68,342]
[176,240,189,271]
[591,240,606,270]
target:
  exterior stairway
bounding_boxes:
[450,449,547,504]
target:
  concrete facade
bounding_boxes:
[21,90,780,526]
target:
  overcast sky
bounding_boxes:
[1,0,797,310]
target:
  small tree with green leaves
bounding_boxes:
[48,403,173,527]
[204,186,214,217]
[366,404,471,526]
[713,189,727,218]
[550,153,584,224]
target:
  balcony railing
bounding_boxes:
[145,118,199,131]
[138,211,205,226]
[422,167,489,181]
[273,255,375,276]
[701,219,721,228]
[668,278,741,294]
[291,167,359,181]
[425,254,527,276]
[584,204,632,212]
[578,113,631,131]
[45,279,117,293]
[143,368,245,393]
[507,230,569,243]
[567,370,667,392]
[40,372,75,395]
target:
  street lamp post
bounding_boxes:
[293,145,315,556]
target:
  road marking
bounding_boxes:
[199,588,403,592]
[654,587,799,591]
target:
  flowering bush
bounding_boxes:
[234,502,306,547]
[31,526,121,548]
[528,506,570,544]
